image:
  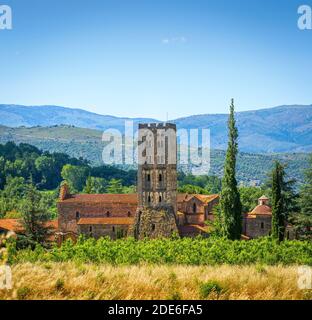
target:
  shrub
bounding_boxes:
[16,287,32,300]
[8,236,312,266]
[55,278,65,291]
[199,281,223,298]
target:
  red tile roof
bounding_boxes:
[59,194,138,204]
[177,193,219,204]
[250,204,272,215]
[77,217,134,225]
[0,219,23,232]
[60,193,219,205]
[0,219,58,233]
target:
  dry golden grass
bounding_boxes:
[1,263,311,300]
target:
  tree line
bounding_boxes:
[216,99,312,241]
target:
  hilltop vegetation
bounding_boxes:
[0,125,309,185]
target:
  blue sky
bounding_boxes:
[0,0,311,119]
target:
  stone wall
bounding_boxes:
[78,224,130,240]
[132,205,179,239]
[57,201,136,234]
[244,215,272,239]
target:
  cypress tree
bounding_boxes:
[271,161,286,241]
[220,99,242,240]
[296,154,312,239]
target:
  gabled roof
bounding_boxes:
[59,193,219,205]
[77,217,134,225]
[250,204,272,215]
[59,193,138,204]
[0,219,23,232]
[177,193,219,204]
[0,219,58,233]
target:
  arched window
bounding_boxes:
[159,174,162,182]
[128,211,131,217]
[106,211,110,217]
[159,195,162,203]
[148,195,151,203]
[193,203,197,214]
[147,174,151,182]
[76,212,80,219]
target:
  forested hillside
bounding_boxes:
[0,125,309,185]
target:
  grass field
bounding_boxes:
[1,262,311,300]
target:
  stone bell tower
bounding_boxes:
[133,123,179,239]
[137,123,177,211]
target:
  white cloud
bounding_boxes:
[162,36,187,45]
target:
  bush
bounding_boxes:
[199,281,224,298]
[8,236,312,266]
[16,287,32,300]
[55,279,65,291]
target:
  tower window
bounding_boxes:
[261,222,264,229]
[76,212,80,219]
[112,226,115,233]
[193,203,197,214]
[159,174,162,182]
[152,224,156,231]
[159,195,162,203]
[148,195,151,203]
[147,174,151,182]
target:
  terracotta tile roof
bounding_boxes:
[59,193,138,204]
[60,193,219,205]
[0,219,58,233]
[193,194,219,204]
[0,219,23,232]
[77,217,134,225]
[250,204,272,215]
[177,193,219,204]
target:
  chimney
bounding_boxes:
[59,183,70,201]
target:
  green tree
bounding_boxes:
[271,161,286,241]
[0,176,26,216]
[239,186,264,213]
[83,176,107,194]
[294,154,312,239]
[19,180,51,245]
[35,156,56,189]
[61,164,89,192]
[219,99,242,240]
[106,179,124,194]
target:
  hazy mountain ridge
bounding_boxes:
[0,104,312,153]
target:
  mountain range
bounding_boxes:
[0,104,312,153]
